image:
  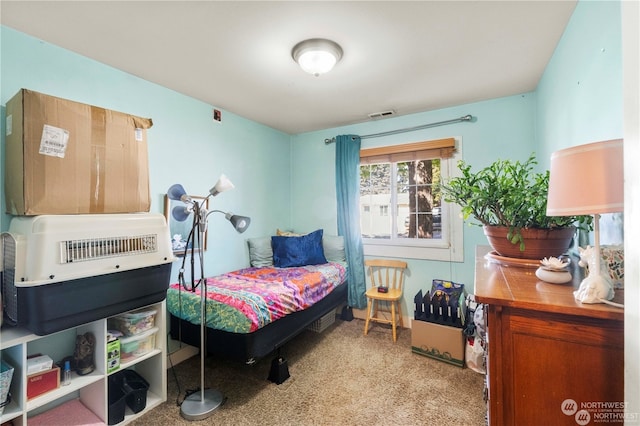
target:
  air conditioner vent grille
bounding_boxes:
[60,234,158,263]
[368,110,395,119]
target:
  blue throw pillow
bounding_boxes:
[271,229,327,268]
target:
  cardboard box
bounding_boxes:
[4,89,152,215]
[27,367,60,400]
[411,319,465,367]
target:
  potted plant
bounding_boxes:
[440,153,591,259]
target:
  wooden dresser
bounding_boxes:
[474,246,624,426]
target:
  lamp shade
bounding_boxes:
[226,213,251,234]
[209,174,235,197]
[172,205,192,222]
[167,183,188,201]
[546,139,623,216]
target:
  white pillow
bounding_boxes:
[323,235,346,263]
[247,237,274,267]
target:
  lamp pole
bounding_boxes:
[180,200,225,420]
[167,176,250,421]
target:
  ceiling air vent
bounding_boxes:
[368,110,395,119]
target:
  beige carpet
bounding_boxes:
[131,318,486,425]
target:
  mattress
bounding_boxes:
[166,262,347,334]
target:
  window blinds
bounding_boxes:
[359,137,456,164]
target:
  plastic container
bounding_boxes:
[109,309,157,336]
[62,360,71,386]
[108,386,127,425]
[110,369,150,414]
[306,311,336,333]
[122,370,150,413]
[119,327,158,361]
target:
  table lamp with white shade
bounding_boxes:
[546,139,623,305]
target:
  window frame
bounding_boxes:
[360,137,464,262]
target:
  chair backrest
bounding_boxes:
[365,259,408,292]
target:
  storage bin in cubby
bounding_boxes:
[0,359,15,416]
[108,309,157,337]
[108,386,127,425]
[119,327,158,361]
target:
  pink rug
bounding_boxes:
[29,398,103,426]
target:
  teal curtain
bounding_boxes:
[335,134,366,309]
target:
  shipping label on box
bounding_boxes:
[27,367,60,400]
[411,319,465,367]
[4,88,152,215]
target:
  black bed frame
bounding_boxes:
[169,281,348,382]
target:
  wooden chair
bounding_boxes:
[363,259,408,342]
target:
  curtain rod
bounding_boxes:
[324,114,473,144]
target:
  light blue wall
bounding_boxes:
[0,0,623,307]
[537,0,623,244]
[0,26,292,280]
[290,92,537,303]
[290,0,623,314]
[536,0,623,166]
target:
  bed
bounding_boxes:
[168,230,349,376]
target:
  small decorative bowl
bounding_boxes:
[536,256,572,284]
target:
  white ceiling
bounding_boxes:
[1,1,577,135]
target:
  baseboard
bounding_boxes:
[353,308,367,320]
[167,343,199,368]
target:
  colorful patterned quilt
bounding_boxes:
[167,262,347,333]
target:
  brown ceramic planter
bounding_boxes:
[483,225,576,260]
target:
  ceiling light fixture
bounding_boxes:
[292,38,343,77]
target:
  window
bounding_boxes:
[359,137,463,261]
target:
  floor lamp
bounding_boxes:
[167,174,250,421]
[546,139,623,305]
